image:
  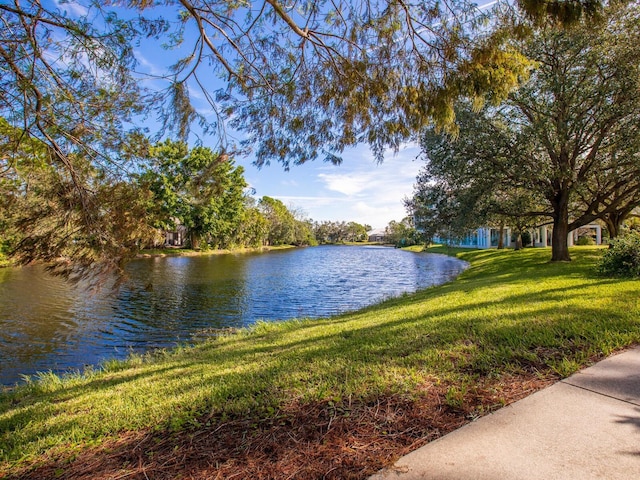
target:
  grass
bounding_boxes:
[137,244,296,257]
[1,246,639,478]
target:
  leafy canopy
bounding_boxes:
[0,0,616,274]
[409,2,640,261]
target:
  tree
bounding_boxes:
[254,198,316,246]
[233,196,269,248]
[346,222,370,242]
[0,118,155,281]
[258,196,296,246]
[125,0,603,167]
[408,110,548,249]
[407,158,496,246]
[139,140,248,249]
[124,0,534,167]
[6,0,592,171]
[506,4,640,260]
[1,0,538,167]
[578,127,640,240]
[0,0,155,275]
[411,3,640,261]
[385,217,419,247]
[313,221,335,244]
[311,220,369,244]
[288,206,316,246]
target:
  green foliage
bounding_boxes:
[236,205,269,249]
[623,217,640,234]
[258,196,296,246]
[313,221,370,244]
[292,218,316,247]
[598,232,640,278]
[409,3,640,262]
[140,140,248,249]
[256,196,315,247]
[137,145,321,250]
[1,0,604,174]
[518,0,606,26]
[385,217,421,247]
[0,3,151,278]
[121,0,540,167]
[576,236,595,246]
[0,119,156,280]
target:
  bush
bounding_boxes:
[577,236,595,246]
[598,232,640,277]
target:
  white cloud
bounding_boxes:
[272,195,343,204]
[478,0,500,11]
[317,173,371,196]
[305,145,422,227]
[134,50,165,77]
[53,0,88,17]
[240,141,424,229]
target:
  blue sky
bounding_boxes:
[126,2,429,230]
[50,0,501,228]
[52,1,426,229]
[238,143,423,229]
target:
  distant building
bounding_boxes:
[368,228,387,243]
[433,224,602,249]
[433,227,512,249]
[164,219,188,247]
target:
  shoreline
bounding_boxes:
[0,242,394,269]
[2,245,638,479]
[135,242,391,258]
[135,244,297,258]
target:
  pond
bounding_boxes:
[0,245,467,385]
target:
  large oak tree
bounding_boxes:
[410,2,640,261]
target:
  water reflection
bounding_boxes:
[0,246,467,384]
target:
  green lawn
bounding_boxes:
[1,246,639,474]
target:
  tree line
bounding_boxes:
[0,133,376,265]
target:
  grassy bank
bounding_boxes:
[1,246,639,479]
[137,244,296,257]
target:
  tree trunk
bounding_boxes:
[604,213,622,239]
[497,223,505,249]
[514,232,523,251]
[551,195,571,261]
[190,231,200,250]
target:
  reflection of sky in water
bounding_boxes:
[0,246,467,385]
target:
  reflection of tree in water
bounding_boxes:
[115,256,250,342]
[0,267,97,383]
[0,247,466,385]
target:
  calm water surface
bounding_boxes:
[0,246,467,385]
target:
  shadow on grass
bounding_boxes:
[1,247,638,476]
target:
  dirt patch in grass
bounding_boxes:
[6,372,555,480]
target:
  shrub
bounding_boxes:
[577,235,595,246]
[598,232,640,277]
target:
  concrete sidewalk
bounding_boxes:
[370,346,640,480]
